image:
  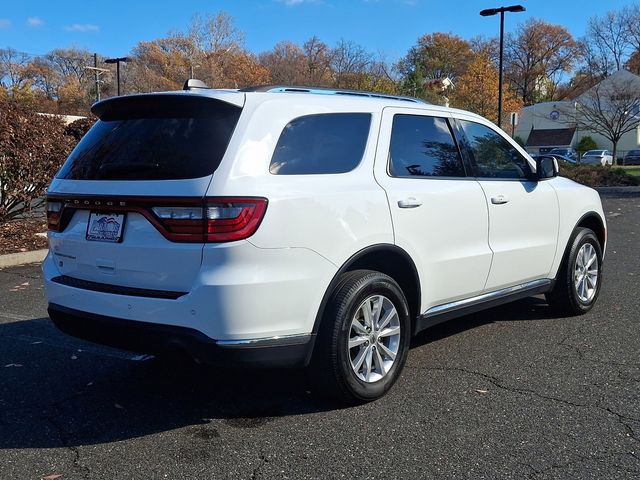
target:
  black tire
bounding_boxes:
[546,227,603,315]
[312,270,411,404]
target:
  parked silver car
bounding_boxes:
[581,150,613,166]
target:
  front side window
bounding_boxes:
[269,113,371,174]
[389,115,465,178]
[459,120,532,179]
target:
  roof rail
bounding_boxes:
[183,79,210,91]
[239,85,426,104]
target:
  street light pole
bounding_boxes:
[480,5,526,128]
[104,57,131,96]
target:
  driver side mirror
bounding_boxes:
[535,156,558,180]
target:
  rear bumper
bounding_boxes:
[48,303,315,368]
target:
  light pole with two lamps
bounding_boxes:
[104,57,131,96]
[479,5,526,128]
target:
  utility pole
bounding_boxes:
[93,53,99,102]
[84,53,109,103]
[105,57,130,96]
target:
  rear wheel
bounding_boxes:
[546,227,603,315]
[312,270,411,404]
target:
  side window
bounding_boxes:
[389,115,465,177]
[270,113,371,174]
[459,120,532,179]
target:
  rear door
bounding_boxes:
[453,116,559,291]
[374,108,493,311]
[47,93,243,292]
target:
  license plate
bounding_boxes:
[86,212,126,243]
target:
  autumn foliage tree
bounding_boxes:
[449,52,522,125]
[396,32,472,101]
[0,98,75,221]
[504,19,580,105]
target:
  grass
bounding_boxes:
[616,165,640,185]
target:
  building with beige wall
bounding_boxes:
[514,70,640,159]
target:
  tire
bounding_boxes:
[546,227,603,315]
[312,270,411,404]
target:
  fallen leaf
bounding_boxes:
[114,403,124,409]
[4,363,23,368]
[70,355,77,360]
[475,389,488,394]
[42,474,63,480]
[20,282,29,286]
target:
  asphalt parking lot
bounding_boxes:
[1,194,639,480]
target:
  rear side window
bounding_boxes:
[269,113,371,174]
[459,120,532,179]
[389,115,465,177]
[57,95,241,180]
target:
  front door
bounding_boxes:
[454,117,560,291]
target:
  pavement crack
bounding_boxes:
[250,451,268,480]
[0,270,42,280]
[413,364,640,449]
[44,405,91,478]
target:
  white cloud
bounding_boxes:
[64,23,99,32]
[26,17,44,27]
[277,0,321,6]
[0,19,11,29]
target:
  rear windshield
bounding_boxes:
[56,95,242,181]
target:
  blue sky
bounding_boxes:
[0,0,635,61]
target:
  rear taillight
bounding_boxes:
[151,198,267,243]
[46,200,62,231]
[44,195,267,243]
[205,199,268,242]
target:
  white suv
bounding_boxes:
[44,83,606,403]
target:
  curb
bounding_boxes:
[595,186,640,196]
[0,249,48,269]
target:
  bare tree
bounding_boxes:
[302,36,332,86]
[259,41,307,85]
[0,48,32,89]
[330,39,371,88]
[188,12,244,55]
[585,10,630,73]
[571,75,640,163]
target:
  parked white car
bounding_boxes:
[581,149,614,166]
[44,83,607,403]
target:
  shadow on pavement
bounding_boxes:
[0,296,560,449]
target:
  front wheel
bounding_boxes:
[312,270,411,404]
[546,227,603,315]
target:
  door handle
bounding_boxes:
[398,198,423,209]
[491,195,509,205]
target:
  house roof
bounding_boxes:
[525,127,576,147]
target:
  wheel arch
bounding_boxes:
[553,211,607,281]
[575,211,606,252]
[311,244,421,337]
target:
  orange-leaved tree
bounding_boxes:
[449,51,522,126]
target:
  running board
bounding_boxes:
[414,279,553,334]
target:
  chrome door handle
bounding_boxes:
[398,198,423,209]
[491,195,509,205]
